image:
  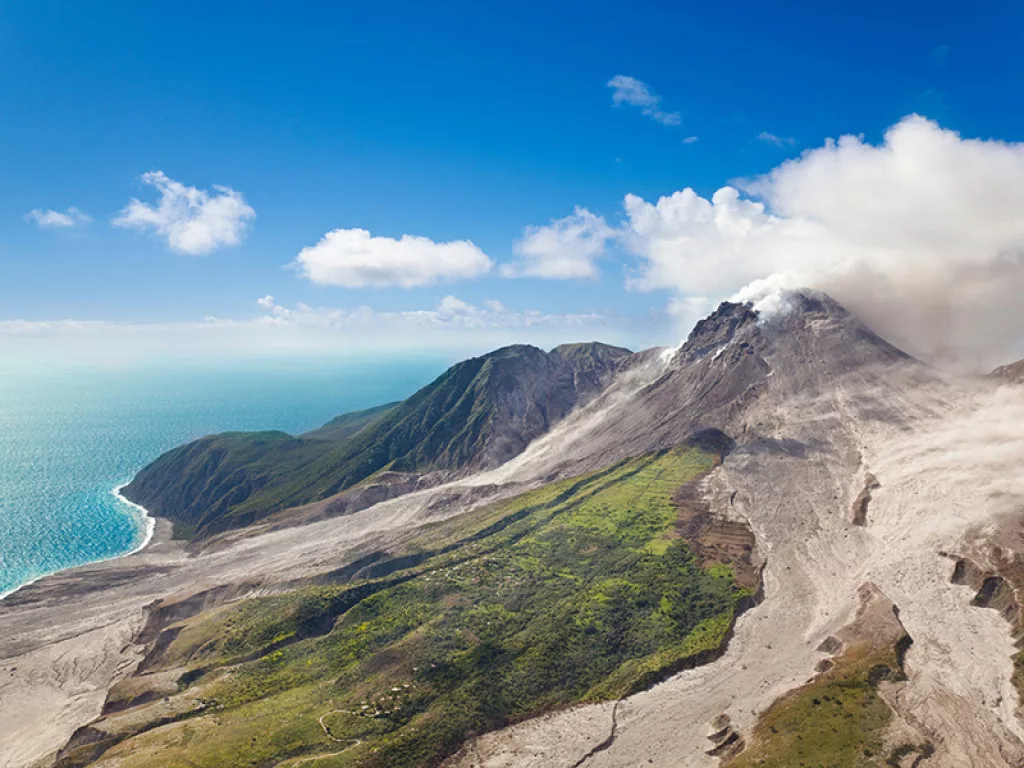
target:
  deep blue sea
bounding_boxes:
[0,358,446,598]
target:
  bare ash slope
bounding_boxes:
[3,291,1024,767]
[451,293,1024,768]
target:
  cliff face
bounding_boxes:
[121,342,631,539]
[991,358,1024,384]
[460,342,633,468]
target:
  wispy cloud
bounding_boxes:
[607,75,681,126]
[113,171,255,255]
[247,295,608,331]
[756,131,796,147]
[682,136,699,144]
[502,207,615,280]
[0,297,608,338]
[0,296,629,362]
[294,228,493,288]
[25,207,91,229]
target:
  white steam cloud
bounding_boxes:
[531,115,1024,368]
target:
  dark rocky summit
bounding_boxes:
[991,358,1024,384]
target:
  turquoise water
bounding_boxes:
[0,358,446,597]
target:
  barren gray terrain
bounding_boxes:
[4,291,1024,767]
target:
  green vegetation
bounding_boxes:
[885,742,934,766]
[94,446,753,768]
[729,639,909,768]
[121,429,341,537]
[302,402,401,441]
[123,343,630,539]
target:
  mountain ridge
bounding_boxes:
[302,401,401,441]
[121,341,631,539]
[991,358,1024,384]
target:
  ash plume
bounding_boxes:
[618,115,1024,369]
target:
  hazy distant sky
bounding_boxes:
[3,1,1024,363]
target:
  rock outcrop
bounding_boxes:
[990,358,1024,385]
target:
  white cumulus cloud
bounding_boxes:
[113,171,255,255]
[624,115,1024,367]
[502,207,615,280]
[518,115,1024,367]
[621,185,803,297]
[293,228,493,288]
[607,75,681,126]
[26,207,91,228]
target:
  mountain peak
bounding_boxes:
[761,289,916,367]
[991,358,1024,384]
[668,290,846,363]
[676,301,759,364]
[657,289,917,405]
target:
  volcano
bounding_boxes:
[4,291,1024,768]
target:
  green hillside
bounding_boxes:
[123,343,630,539]
[302,402,401,441]
[68,445,756,768]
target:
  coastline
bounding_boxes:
[113,482,157,557]
[0,481,157,603]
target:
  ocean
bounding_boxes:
[0,357,446,598]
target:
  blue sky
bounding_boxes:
[4,0,1024,364]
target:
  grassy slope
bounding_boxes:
[728,636,930,768]
[118,399,404,540]
[302,402,401,441]
[200,351,507,531]
[123,431,338,540]
[90,447,752,768]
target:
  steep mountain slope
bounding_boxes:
[475,291,917,486]
[302,402,401,441]
[121,342,630,539]
[450,292,1024,768]
[991,358,1024,384]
